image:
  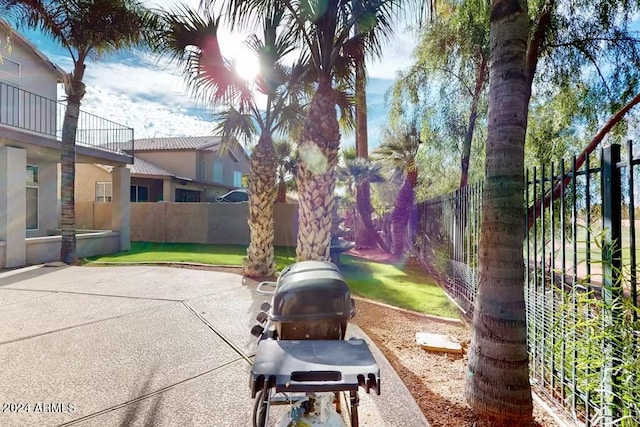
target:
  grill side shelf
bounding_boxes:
[250,339,381,397]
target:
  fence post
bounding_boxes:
[601,144,623,422]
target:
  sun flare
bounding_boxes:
[234,52,260,82]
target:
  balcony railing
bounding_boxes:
[0,81,133,162]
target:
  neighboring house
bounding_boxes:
[76,136,250,205]
[0,20,133,268]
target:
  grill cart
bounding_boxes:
[250,261,380,427]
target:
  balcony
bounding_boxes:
[0,81,133,163]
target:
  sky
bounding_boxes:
[9,0,420,151]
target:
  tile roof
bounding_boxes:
[129,158,174,176]
[132,136,221,151]
[97,158,174,177]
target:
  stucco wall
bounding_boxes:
[274,204,299,247]
[76,164,111,203]
[201,150,249,189]
[76,201,112,230]
[26,232,120,264]
[136,151,197,181]
[130,202,298,246]
[0,25,59,100]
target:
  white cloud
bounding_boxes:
[76,86,215,138]
[368,23,419,80]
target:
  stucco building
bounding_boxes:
[0,19,133,268]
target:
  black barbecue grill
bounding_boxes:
[250,261,380,427]
[257,261,355,341]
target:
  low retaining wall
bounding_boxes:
[26,231,121,264]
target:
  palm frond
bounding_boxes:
[157,5,251,108]
[373,122,423,171]
[344,157,385,185]
[2,0,156,63]
[214,106,259,146]
[334,85,356,135]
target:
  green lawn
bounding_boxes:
[87,241,460,319]
[87,241,297,271]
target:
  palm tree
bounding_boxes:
[341,156,388,251]
[374,122,421,256]
[464,0,533,423]
[273,139,297,203]
[283,0,403,261]
[1,0,157,265]
[337,145,357,198]
[158,6,306,278]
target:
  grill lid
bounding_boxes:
[271,261,355,322]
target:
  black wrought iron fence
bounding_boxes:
[0,81,133,161]
[414,143,640,426]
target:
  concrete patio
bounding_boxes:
[0,265,428,426]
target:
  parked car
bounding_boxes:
[216,189,249,203]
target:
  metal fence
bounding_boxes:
[0,81,133,160]
[414,143,639,426]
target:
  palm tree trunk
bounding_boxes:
[465,0,533,423]
[60,69,86,265]
[390,170,416,257]
[356,183,389,252]
[296,75,340,261]
[390,180,413,256]
[354,42,377,247]
[243,134,277,278]
[276,180,287,203]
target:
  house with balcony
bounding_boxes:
[74,136,250,228]
[0,19,133,268]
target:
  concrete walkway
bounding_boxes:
[0,265,428,427]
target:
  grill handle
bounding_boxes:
[256,281,277,295]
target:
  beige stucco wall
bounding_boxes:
[76,164,111,203]
[136,151,197,180]
[274,203,299,247]
[94,203,113,230]
[76,201,113,230]
[130,202,298,246]
[206,203,249,244]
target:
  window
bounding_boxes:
[212,161,224,183]
[233,171,243,188]
[96,182,112,202]
[0,57,20,80]
[130,185,149,202]
[26,187,38,230]
[26,165,38,184]
[200,159,207,180]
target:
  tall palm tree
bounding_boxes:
[374,122,421,256]
[341,156,388,250]
[284,0,403,261]
[158,6,306,278]
[1,0,157,265]
[464,0,533,423]
[273,139,297,203]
